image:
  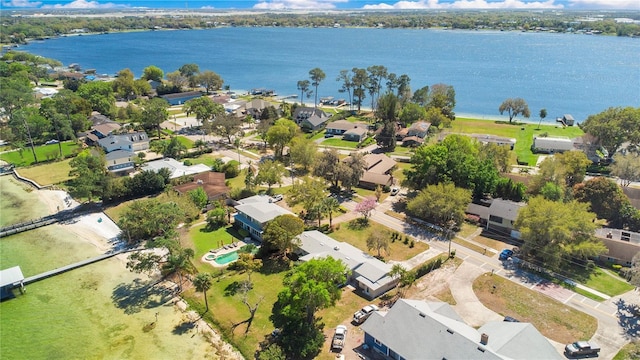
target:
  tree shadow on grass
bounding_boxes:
[347,218,370,230]
[111,278,174,315]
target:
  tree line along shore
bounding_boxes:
[2,9,639,46]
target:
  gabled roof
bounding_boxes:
[293,107,329,121]
[105,149,133,161]
[93,123,121,136]
[488,199,525,221]
[235,202,294,224]
[302,114,330,128]
[407,121,431,136]
[297,231,393,288]
[326,120,359,131]
[363,153,396,174]
[361,299,562,360]
[343,126,368,137]
[360,172,392,186]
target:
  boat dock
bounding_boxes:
[0,204,99,238]
[22,249,132,285]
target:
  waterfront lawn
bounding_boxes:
[473,273,597,343]
[330,219,428,261]
[15,158,73,186]
[448,118,584,166]
[188,223,240,259]
[0,142,80,167]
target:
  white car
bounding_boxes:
[271,194,284,202]
[390,187,399,196]
[353,304,379,324]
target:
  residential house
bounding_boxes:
[242,98,270,119]
[361,299,562,360]
[233,195,294,241]
[296,231,397,299]
[343,126,368,142]
[325,120,367,135]
[97,132,149,153]
[471,134,517,150]
[486,199,526,238]
[143,158,211,179]
[401,136,424,147]
[160,91,203,106]
[174,171,230,202]
[105,149,135,174]
[531,136,575,154]
[345,153,397,190]
[595,228,640,267]
[407,121,431,139]
[562,114,576,126]
[293,107,331,132]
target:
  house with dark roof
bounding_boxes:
[345,153,397,189]
[293,107,331,132]
[407,121,431,139]
[486,199,526,237]
[361,299,562,360]
[174,172,230,202]
[160,91,203,106]
[242,98,271,119]
[234,195,295,241]
[296,231,397,299]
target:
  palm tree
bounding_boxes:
[309,68,326,108]
[322,197,340,228]
[193,272,213,313]
[163,248,195,292]
[389,264,407,295]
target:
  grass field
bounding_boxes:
[320,138,359,149]
[448,118,584,166]
[0,142,80,167]
[15,158,73,186]
[330,219,429,261]
[473,273,597,343]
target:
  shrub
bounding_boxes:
[222,160,240,178]
[415,257,444,278]
[183,159,192,166]
[612,264,623,271]
[409,240,415,248]
[403,236,409,245]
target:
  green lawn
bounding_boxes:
[613,341,640,360]
[0,142,80,167]
[320,138,359,149]
[330,219,428,261]
[176,135,195,149]
[448,118,584,166]
[15,158,73,186]
[582,267,634,297]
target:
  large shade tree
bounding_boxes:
[514,196,607,272]
[261,214,305,258]
[499,97,530,123]
[580,106,640,156]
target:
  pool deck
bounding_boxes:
[200,240,246,268]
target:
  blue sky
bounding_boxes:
[1,0,639,10]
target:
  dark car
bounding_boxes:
[565,341,600,358]
[499,249,514,261]
[503,316,520,322]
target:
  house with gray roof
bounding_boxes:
[325,120,367,135]
[361,299,562,360]
[407,121,431,139]
[486,199,526,237]
[343,126,368,142]
[470,134,517,150]
[97,132,149,153]
[105,149,135,174]
[293,107,331,132]
[234,195,294,241]
[296,231,396,299]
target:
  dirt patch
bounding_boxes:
[404,258,460,301]
[473,274,597,343]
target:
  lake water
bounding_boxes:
[0,177,218,359]
[20,27,639,122]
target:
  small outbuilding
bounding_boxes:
[1,266,25,300]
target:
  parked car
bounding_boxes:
[271,194,284,202]
[565,341,600,358]
[325,133,334,138]
[332,325,347,350]
[499,248,514,261]
[353,304,379,324]
[390,187,399,196]
[45,139,59,145]
[503,316,519,322]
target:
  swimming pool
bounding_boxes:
[214,251,239,265]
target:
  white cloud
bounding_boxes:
[569,0,640,10]
[1,0,42,7]
[41,0,126,8]
[253,0,348,10]
[363,0,564,10]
